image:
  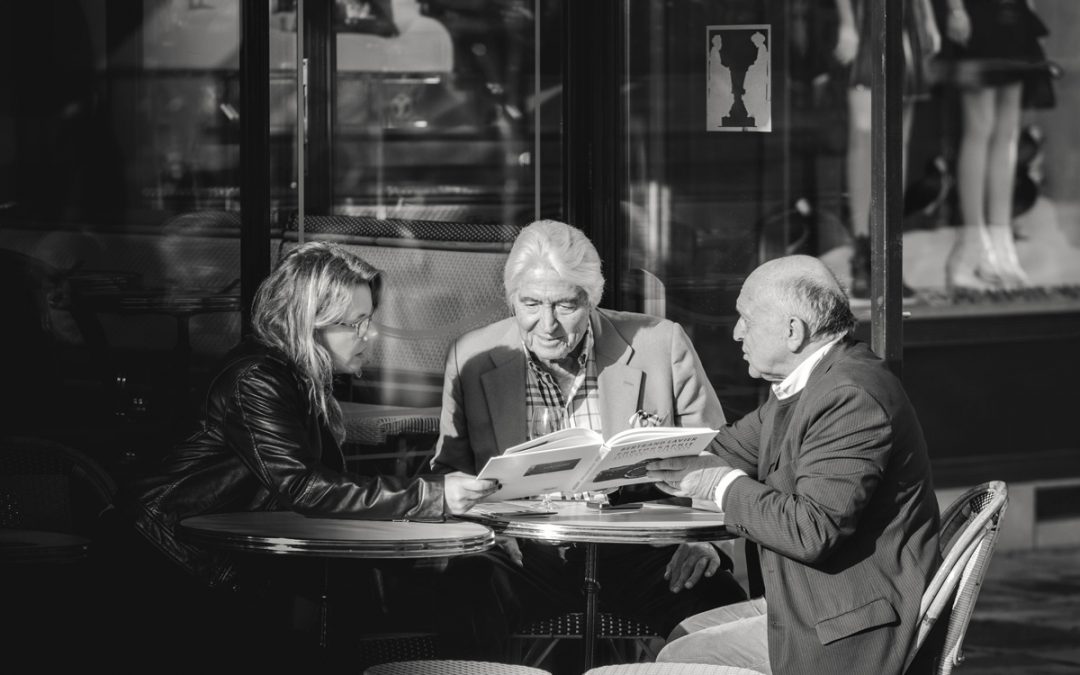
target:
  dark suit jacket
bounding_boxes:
[714,338,940,675]
[431,308,725,474]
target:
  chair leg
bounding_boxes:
[637,636,664,662]
[528,638,562,667]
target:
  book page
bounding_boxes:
[478,436,603,501]
[573,427,717,493]
[503,427,603,455]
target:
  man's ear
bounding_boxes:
[786,316,809,351]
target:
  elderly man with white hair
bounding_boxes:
[431,219,746,659]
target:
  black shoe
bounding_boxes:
[901,280,917,300]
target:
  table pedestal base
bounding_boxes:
[583,542,600,670]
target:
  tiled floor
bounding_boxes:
[959,545,1080,674]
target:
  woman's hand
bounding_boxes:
[664,542,722,592]
[946,7,971,46]
[443,472,500,515]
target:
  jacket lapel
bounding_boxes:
[480,325,528,453]
[758,338,855,475]
[593,311,643,438]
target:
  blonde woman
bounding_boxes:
[135,240,497,587]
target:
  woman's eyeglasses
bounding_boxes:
[332,316,372,339]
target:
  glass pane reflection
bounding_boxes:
[0,1,247,465]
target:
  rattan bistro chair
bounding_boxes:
[905,480,1009,675]
[363,660,550,675]
[584,664,765,675]
[0,435,117,536]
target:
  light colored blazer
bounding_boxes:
[431,308,725,475]
[715,339,941,675]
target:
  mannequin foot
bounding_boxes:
[850,236,870,300]
[850,235,917,302]
[985,224,1031,289]
[946,228,1006,293]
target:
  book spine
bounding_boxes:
[569,444,609,493]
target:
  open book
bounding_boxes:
[477,426,718,501]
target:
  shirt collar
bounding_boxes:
[771,335,842,400]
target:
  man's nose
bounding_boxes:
[538,305,560,330]
[733,319,745,341]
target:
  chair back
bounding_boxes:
[584,663,766,674]
[907,480,1008,675]
[0,435,117,536]
[363,660,550,675]
[281,216,519,407]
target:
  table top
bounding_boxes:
[0,529,91,564]
[179,511,494,559]
[460,500,732,545]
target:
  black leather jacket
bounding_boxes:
[133,341,446,586]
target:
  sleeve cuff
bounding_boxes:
[712,469,747,511]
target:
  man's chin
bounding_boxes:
[533,346,571,362]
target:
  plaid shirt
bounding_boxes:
[524,319,602,435]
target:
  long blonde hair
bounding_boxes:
[251,241,382,439]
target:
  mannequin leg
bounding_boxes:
[847,87,873,298]
[899,102,918,294]
[902,103,914,193]
[947,87,1005,291]
[845,87,917,298]
[847,88,873,240]
[984,82,1030,288]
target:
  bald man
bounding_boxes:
[647,255,941,675]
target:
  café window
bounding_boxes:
[608,0,1080,418]
[1,0,1078,466]
[0,1,249,459]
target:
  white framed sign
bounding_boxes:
[706,24,772,132]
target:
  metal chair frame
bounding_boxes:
[509,610,663,669]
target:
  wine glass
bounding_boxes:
[529,406,565,508]
[529,406,564,441]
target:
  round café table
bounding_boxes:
[180,511,495,647]
[0,529,91,564]
[460,500,733,670]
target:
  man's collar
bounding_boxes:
[771,335,843,400]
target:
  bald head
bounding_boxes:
[743,255,854,342]
[746,255,842,295]
[733,255,854,381]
